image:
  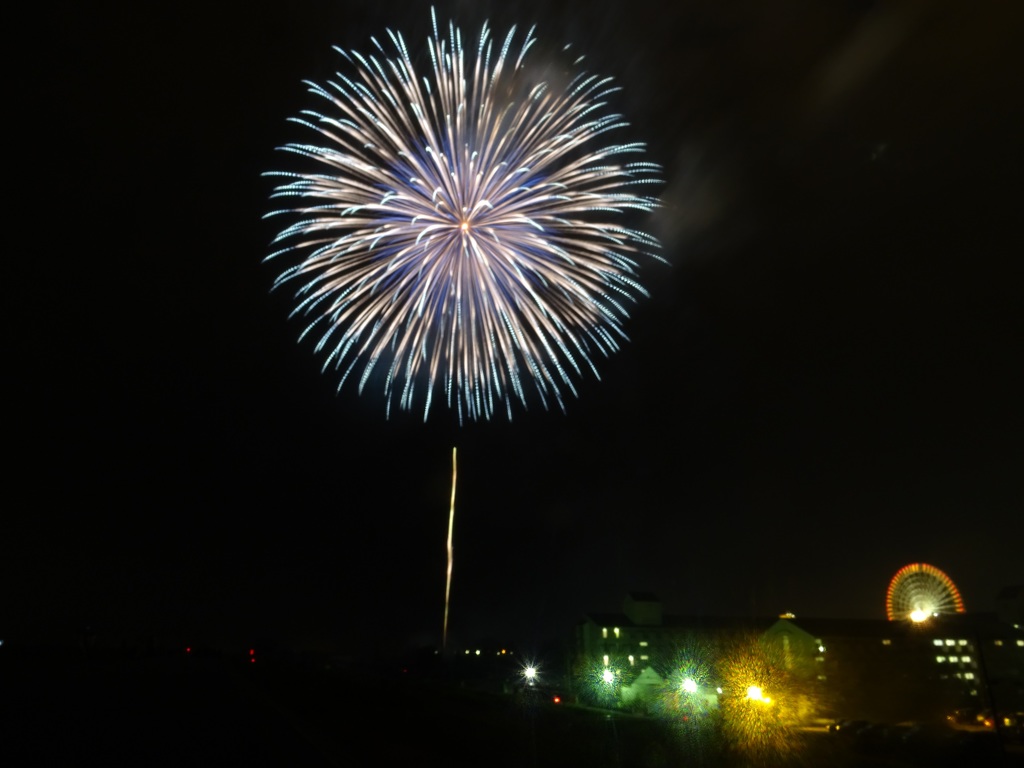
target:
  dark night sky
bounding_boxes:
[7,0,1022,657]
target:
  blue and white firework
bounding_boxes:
[266,10,661,421]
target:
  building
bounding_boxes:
[574,593,1024,723]
[760,612,1024,723]
[574,592,777,711]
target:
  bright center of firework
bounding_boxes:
[682,678,698,693]
[910,609,929,622]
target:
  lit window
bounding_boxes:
[602,627,608,639]
[961,656,971,663]
[815,656,824,663]
[818,645,826,653]
[965,672,975,680]
[639,641,649,647]
[882,639,892,646]
[640,654,649,661]
[614,627,620,639]
[933,639,944,646]
[936,656,946,663]
[948,656,958,663]
[945,639,955,646]
[603,655,609,666]
[1017,640,1024,647]
[994,640,1003,646]
[628,655,635,666]
[970,689,978,696]
[958,639,968,646]
[817,674,827,681]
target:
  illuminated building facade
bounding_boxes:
[574,593,775,709]
[576,593,775,672]
[575,593,1024,722]
[762,613,1024,722]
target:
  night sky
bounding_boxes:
[8,0,1022,658]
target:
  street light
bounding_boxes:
[746,685,771,703]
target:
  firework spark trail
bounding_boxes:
[443,446,456,651]
[266,9,662,422]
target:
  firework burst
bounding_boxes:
[266,10,662,421]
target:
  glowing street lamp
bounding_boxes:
[746,686,771,703]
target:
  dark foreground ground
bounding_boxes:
[3,649,1022,768]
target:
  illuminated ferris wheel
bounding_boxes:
[886,563,966,622]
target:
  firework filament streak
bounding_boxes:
[266,10,661,421]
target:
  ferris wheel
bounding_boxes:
[886,563,965,622]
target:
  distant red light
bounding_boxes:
[552,695,561,704]
[186,647,191,654]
